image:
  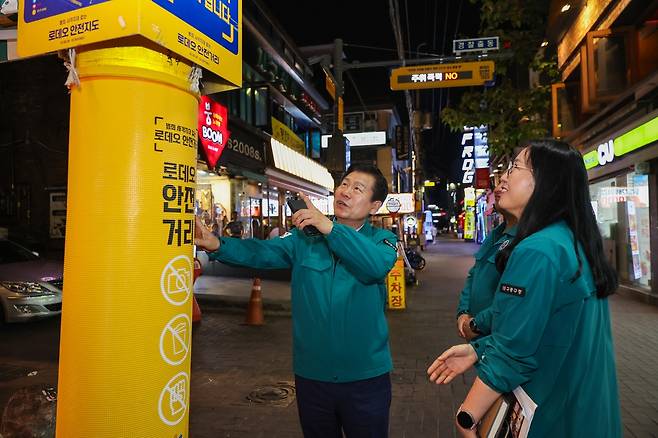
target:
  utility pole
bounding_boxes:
[326,38,348,183]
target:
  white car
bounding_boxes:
[0,239,63,323]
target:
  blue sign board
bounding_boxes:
[151,0,239,55]
[25,0,109,23]
[453,37,499,54]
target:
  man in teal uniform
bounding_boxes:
[195,164,398,438]
[456,185,516,340]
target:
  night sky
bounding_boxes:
[260,0,483,203]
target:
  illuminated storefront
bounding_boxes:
[582,112,658,298]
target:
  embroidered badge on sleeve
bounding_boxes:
[382,239,397,251]
[500,283,526,297]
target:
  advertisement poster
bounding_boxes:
[198,96,230,169]
[151,0,239,55]
[19,0,242,87]
[49,192,67,238]
[626,201,642,280]
[25,0,109,22]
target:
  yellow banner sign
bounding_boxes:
[271,117,306,155]
[338,97,344,132]
[390,61,494,90]
[325,73,336,100]
[18,0,242,88]
[387,257,406,310]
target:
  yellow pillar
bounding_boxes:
[57,43,198,437]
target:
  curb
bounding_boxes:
[195,294,292,316]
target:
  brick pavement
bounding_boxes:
[189,239,658,438]
[2,238,657,437]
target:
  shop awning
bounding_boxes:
[270,138,334,191]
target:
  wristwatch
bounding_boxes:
[469,317,482,335]
[456,409,477,430]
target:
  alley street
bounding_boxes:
[1,239,657,437]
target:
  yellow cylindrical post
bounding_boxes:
[57,43,198,437]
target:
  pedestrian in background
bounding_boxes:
[223,211,243,238]
[196,164,398,437]
[428,139,621,437]
[455,181,517,341]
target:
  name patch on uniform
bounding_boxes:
[383,239,397,251]
[500,283,526,297]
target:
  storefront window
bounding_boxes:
[195,171,231,236]
[254,87,269,127]
[590,171,651,289]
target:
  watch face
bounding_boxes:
[457,410,475,429]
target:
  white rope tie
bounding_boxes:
[63,48,80,90]
[189,65,203,93]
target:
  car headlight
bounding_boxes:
[0,281,55,297]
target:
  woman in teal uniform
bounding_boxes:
[428,139,621,437]
[456,182,517,340]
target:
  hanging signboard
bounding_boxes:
[198,96,229,169]
[452,37,500,54]
[387,258,406,310]
[18,0,242,87]
[390,61,494,90]
[376,193,414,215]
[271,117,305,155]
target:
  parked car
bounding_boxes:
[0,239,63,323]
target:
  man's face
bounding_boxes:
[334,171,383,222]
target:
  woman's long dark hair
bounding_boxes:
[495,139,618,298]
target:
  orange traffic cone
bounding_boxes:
[192,295,202,323]
[192,257,202,323]
[244,278,264,326]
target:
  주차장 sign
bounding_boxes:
[18,0,242,87]
[390,61,494,90]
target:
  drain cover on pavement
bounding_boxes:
[247,382,296,407]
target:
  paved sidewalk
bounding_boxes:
[190,238,658,437]
[2,238,657,437]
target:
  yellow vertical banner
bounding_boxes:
[338,97,344,132]
[464,187,475,241]
[387,257,406,310]
[56,45,197,437]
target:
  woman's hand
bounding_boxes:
[427,344,478,384]
[194,216,220,252]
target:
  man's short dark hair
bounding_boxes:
[341,164,388,203]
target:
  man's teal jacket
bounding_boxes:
[209,221,398,383]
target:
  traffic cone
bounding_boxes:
[192,257,202,323]
[192,296,202,323]
[244,277,264,326]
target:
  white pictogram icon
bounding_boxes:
[158,372,189,426]
[160,313,192,366]
[161,255,192,306]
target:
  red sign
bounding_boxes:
[475,168,490,189]
[198,96,230,169]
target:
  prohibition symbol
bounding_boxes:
[161,255,193,306]
[160,313,192,366]
[158,372,189,426]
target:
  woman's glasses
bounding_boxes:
[506,161,533,176]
